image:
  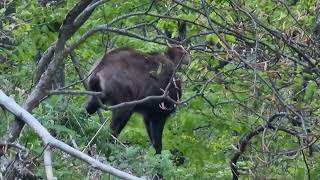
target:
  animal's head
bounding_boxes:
[165,21,191,66]
[85,73,103,115]
[85,96,100,115]
[166,44,191,65]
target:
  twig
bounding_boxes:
[47,90,102,96]
[301,147,311,180]
[83,118,109,152]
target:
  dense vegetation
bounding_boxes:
[1,0,320,179]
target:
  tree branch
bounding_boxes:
[230,113,286,180]
[43,146,54,180]
[0,90,142,180]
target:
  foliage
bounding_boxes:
[1,0,320,179]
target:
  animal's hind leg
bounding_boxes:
[144,114,167,154]
[143,117,152,143]
[109,107,133,139]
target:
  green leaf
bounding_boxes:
[47,124,76,136]
[206,34,220,45]
[304,81,317,102]
[225,34,236,43]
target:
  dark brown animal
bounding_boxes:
[85,24,190,154]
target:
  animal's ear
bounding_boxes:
[165,21,188,45]
[177,21,191,49]
[177,21,187,41]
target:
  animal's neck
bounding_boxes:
[165,47,183,66]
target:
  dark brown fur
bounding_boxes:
[85,46,189,154]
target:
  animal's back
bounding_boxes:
[94,48,166,78]
[89,48,177,104]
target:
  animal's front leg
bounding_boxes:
[144,114,167,154]
[109,108,133,138]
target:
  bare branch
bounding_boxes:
[230,113,286,180]
[229,0,317,69]
[34,45,55,85]
[0,90,142,180]
[83,119,110,152]
[73,0,109,29]
[47,90,102,96]
[66,26,166,53]
[43,146,54,180]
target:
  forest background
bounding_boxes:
[1,0,320,179]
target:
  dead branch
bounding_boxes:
[0,90,142,180]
